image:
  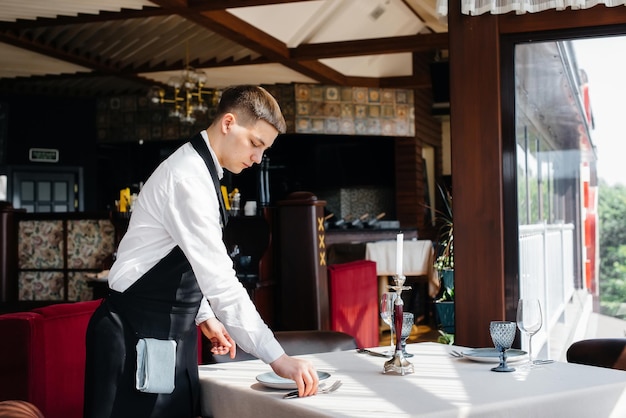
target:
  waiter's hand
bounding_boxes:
[270,354,318,397]
[199,317,236,359]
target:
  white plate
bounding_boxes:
[255,371,331,390]
[461,348,527,363]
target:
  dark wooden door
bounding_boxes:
[9,167,83,212]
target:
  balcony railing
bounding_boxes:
[519,222,575,358]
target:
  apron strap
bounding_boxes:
[189,133,229,227]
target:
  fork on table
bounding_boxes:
[283,380,342,399]
[449,350,464,358]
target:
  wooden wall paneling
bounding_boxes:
[394,50,442,238]
[413,90,441,144]
[395,136,422,229]
[499,35,522,328]
[449,6,505,348]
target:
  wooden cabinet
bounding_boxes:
[277,192,329,331]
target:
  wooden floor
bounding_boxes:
[379,323,441,347]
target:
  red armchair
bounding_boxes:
[1,297,367,417]
[0,299,212,418]
[0,300,102,418]
[0,299,213,418]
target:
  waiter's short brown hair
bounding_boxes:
[216,85,286,134]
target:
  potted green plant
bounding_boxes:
[433,184,455,335]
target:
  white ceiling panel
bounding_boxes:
[228,1,328,47]
[321,53,414,78]
[0,42,90,78]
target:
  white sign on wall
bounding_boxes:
[29,148,59,163]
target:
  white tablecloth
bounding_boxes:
[365,240,438,297]
[199,342,626,418]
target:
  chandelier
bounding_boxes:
[149,48,220,124]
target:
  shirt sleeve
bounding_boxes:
[161,155,284,364]
[195,297,215,325]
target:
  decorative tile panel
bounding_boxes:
[96,83,414,142]
[294,84,414,137]
[318,187,395,223]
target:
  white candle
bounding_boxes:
[396,233,404,276]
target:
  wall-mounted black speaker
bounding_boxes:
[430,61,450,116]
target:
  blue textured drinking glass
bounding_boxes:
[401,312,414,357]
[490,321,517,372]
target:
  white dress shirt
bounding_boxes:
[108,130,284,364]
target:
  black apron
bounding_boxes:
[84,133,227,418]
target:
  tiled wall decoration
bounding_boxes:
[96,83,414,142]
[96,95,212,143]
[262,84,297,134]
[317,186,395,223]
[18,218,115,301]
[293,84,414,137]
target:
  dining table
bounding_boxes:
[198,342,626,418]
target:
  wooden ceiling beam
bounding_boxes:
[402,0,448,33]
[191,10,289,58]
[130,55,272,73]
[187,0,319,10]
[290,33,448,60]
[380,73,432,89]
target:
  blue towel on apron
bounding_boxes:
[136,338,177,394]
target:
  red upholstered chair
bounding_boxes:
[0,299,208,418]
[0,300,102,418]
[328,260,379,348]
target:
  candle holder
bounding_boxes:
[383,275,414,375]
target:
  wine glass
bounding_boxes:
[490,321,517,372]
[516,298,543,366]
[401,312,414,357]
[380,292,397,355]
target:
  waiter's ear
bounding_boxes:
[220,113,236,134]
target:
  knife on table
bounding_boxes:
[357,348,392,358]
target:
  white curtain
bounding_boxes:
[436,0,626,16]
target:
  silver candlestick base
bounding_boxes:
[383,349,415,375]
[382,274,414,375]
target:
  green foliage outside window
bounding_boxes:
[598,181,626,317]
